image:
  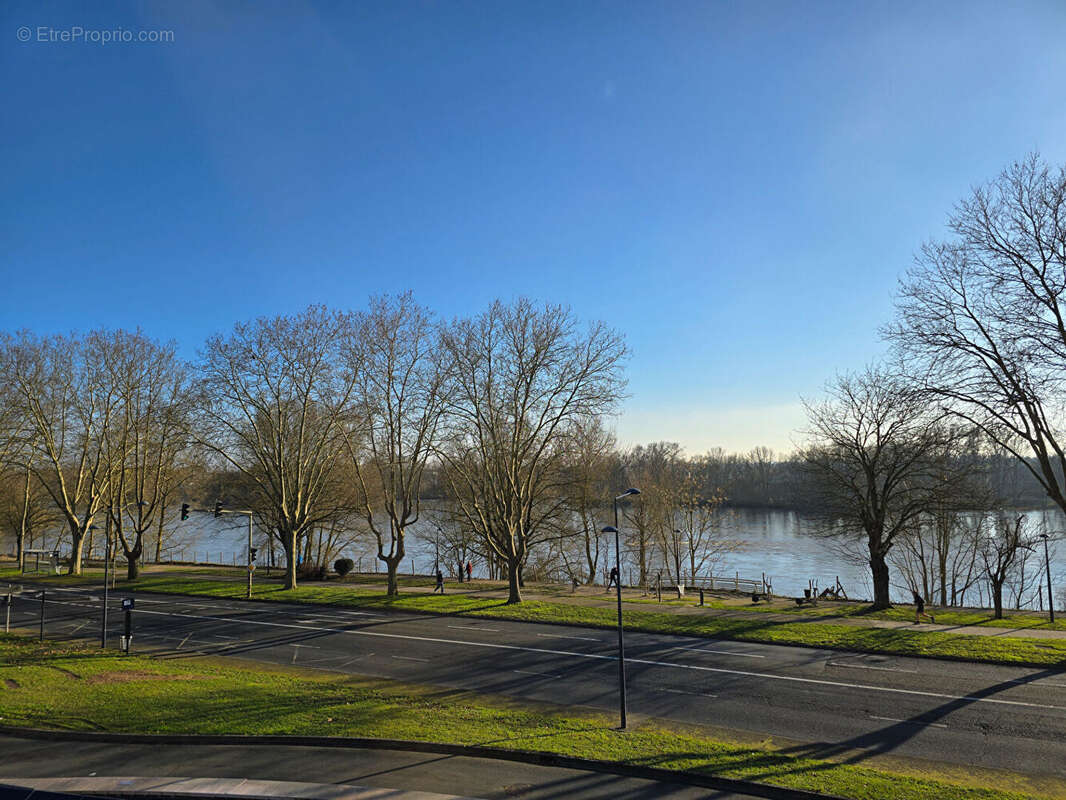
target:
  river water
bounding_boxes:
[6,507,1065,607]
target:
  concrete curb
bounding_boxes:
[0,726,846,800]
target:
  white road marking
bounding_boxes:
[673,644,765,659]
[337,654,375,667]
[448,625,500,632]
[537,633,600,642]
[659,687,718,698]
[827,662,915,674]
[1006,678,1066,689]
[177,633,192,650]
[870,715,947,729]
[391,655,429,662]
[125,605,1066,712]
[513,669,559,678]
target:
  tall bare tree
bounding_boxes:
[801,366,970,609]
[197,307,358,589]
[341,294,449,596]
[889,155,1066,517]
[100,332,193,579]
[623,442,681,586]
[0,463,59,570]
[1,332,120,574]
[439,299,627,603]
[561,417,618,584]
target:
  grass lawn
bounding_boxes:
[0,634,1058,800]
[5,565,1066,668]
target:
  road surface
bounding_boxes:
[6,585,1066,783]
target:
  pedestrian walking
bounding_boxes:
[913,590,935,624]
[434,569,445,594]
[606,565,619,591]
[466,561,473,582]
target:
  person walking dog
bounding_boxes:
[913,590,935,624]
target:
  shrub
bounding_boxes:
[297,563,328,581]
[334,558,354,577]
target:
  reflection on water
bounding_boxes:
[4,507,1064,605]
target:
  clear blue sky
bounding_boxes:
[3,1,1064,454]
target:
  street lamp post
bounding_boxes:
[435,526,441,574]
[602,487,640,730]
[1040,533,1055,623]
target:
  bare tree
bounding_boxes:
[623,442,681,586]
[438,299,627,604]
[1,332,121,574]
[672,459,731,581]
[801,366,970,609]
[341,294,449,596]
[197,307,358,589]
[561,417,618,584]
[982,513,1034,619]
[0,463,59,569]
[889,155,1066,517]
[99,332,193,579]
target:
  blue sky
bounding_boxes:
[3,1,1065,454]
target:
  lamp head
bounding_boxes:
[601,525,618,534]
[615,488,641,500]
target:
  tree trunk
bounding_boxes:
[127,555,140,580]
[869,550,891,610]
[282,529,298,590]
[506,557,522,604]
[992,582,1004,619]
[67,527,87,575]
[383,556,401,597]
[17,469,31,572]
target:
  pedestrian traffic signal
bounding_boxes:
[180,503,190,521]
[214,500,223,518]
[249,547,258,562]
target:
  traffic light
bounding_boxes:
[180,503,190,521]
[214,500,223,518]
[249,547,258,562]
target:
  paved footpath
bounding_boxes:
[0,734,763,800]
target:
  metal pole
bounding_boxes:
[247,513,253,600]
[101,518,110,648]
[39,590,45,641]
[5,589,10,633]
[613,498,627,730]
[1043,535,1055,624]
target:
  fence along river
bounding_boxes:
[4,507,1064,607]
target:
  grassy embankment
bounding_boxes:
[0,635,1059,800]
[5,565,1066,667]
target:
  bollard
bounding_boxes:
[121,598,134,653]
[699,587,705,606]
[39,590,46,641]
[4,589,11,633]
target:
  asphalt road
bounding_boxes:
[0,734,760,800]
[6,585,1066,782]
